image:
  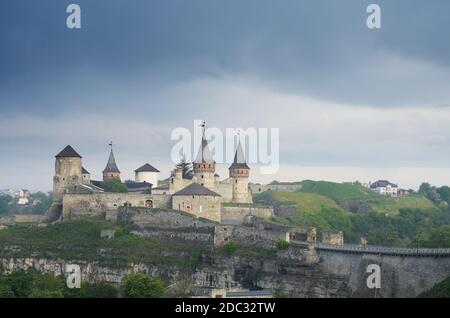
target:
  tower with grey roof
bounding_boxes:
[229,139,252,203]
[192,121,216,189]
[103,142,121,182]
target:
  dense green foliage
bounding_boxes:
[0,194,13,214]
[0,270,119,298]
[29,192,53,214]
[120,273,165,298]
[176,154,193,179]
[418,275,450,298]
[103,178,128,193]
[0,192,52,215]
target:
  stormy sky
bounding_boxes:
[1,0,450,191]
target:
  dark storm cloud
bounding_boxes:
[1,0,450,116]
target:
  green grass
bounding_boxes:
[254,191,353,233]
[367,195,437,216]
[298,180,378,201]
[0,219,210,268]
[418,275,450,298]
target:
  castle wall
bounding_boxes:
[62,193,171,220]
[215,180,233,202]
[213,225,286,249]
[220,206,274,225]
[321,231,344,245]
[172,195,221,223]
[250,183,302,194]
[116,207,216,244]
[0,214,45,226]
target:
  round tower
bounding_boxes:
[193,121,216,189]
[135,163,160,187]
[53,145,83,203]
[229,140,251,203]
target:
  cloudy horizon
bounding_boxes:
[1,0,450,191]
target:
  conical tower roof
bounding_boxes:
[229,140,250,170]
[55,145,82,158]
[194,122,215,164]
[103,149,120,173]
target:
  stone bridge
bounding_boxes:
[298,242,450,297]
[312,242,450,257]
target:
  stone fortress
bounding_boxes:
[45,123,262,224]
[2,122,449,298]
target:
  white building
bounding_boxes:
[134,163,160,187]
[370,180,398,196]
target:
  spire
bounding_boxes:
[103,142,120,173]
[229,137,250,170]
[194,121,215,164]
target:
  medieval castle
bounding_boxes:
[46,123,257,223]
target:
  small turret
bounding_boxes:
[103,142,121,181]
[193,121,216,189]
[229,139,251,203]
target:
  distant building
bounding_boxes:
[370,180,398,196]
[17,190,30,205]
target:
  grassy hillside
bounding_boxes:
[297,180,436,215]
[418,275,450,298]
[368,195,437,216]
[298,180,377,201]
[254,191,353,234]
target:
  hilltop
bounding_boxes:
[254,180,450,247]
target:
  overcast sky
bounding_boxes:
[1,0,450,191]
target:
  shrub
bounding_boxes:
[120,273,165,298]
[222,242,238,254]
[276,239,289,250]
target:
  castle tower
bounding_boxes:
[103,142,121,181]
[229,139,252,203]
[135,163,160,187]
[53,145,83,203]
[193,121,216,189]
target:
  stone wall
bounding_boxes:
[0,214,45,225]
[317,249,450,297]
[250,183,302,194]
[62,193,171,219]
[214,225,286,249]
[117,207,217,244]
[321,231,344,245]
[220,206,274,225]
[172,195,221,223]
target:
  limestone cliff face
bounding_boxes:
[0,246,352,298]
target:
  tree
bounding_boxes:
[0,284,14,298]
[418,182,442,204]
[103,178,128,193]
[437,186,450,205]
[120,273,165,298]
[176,154,193,179]
[28,290,64,298]
[4,270,34,298]
[0,194,12,214]
[81,282,119,298]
